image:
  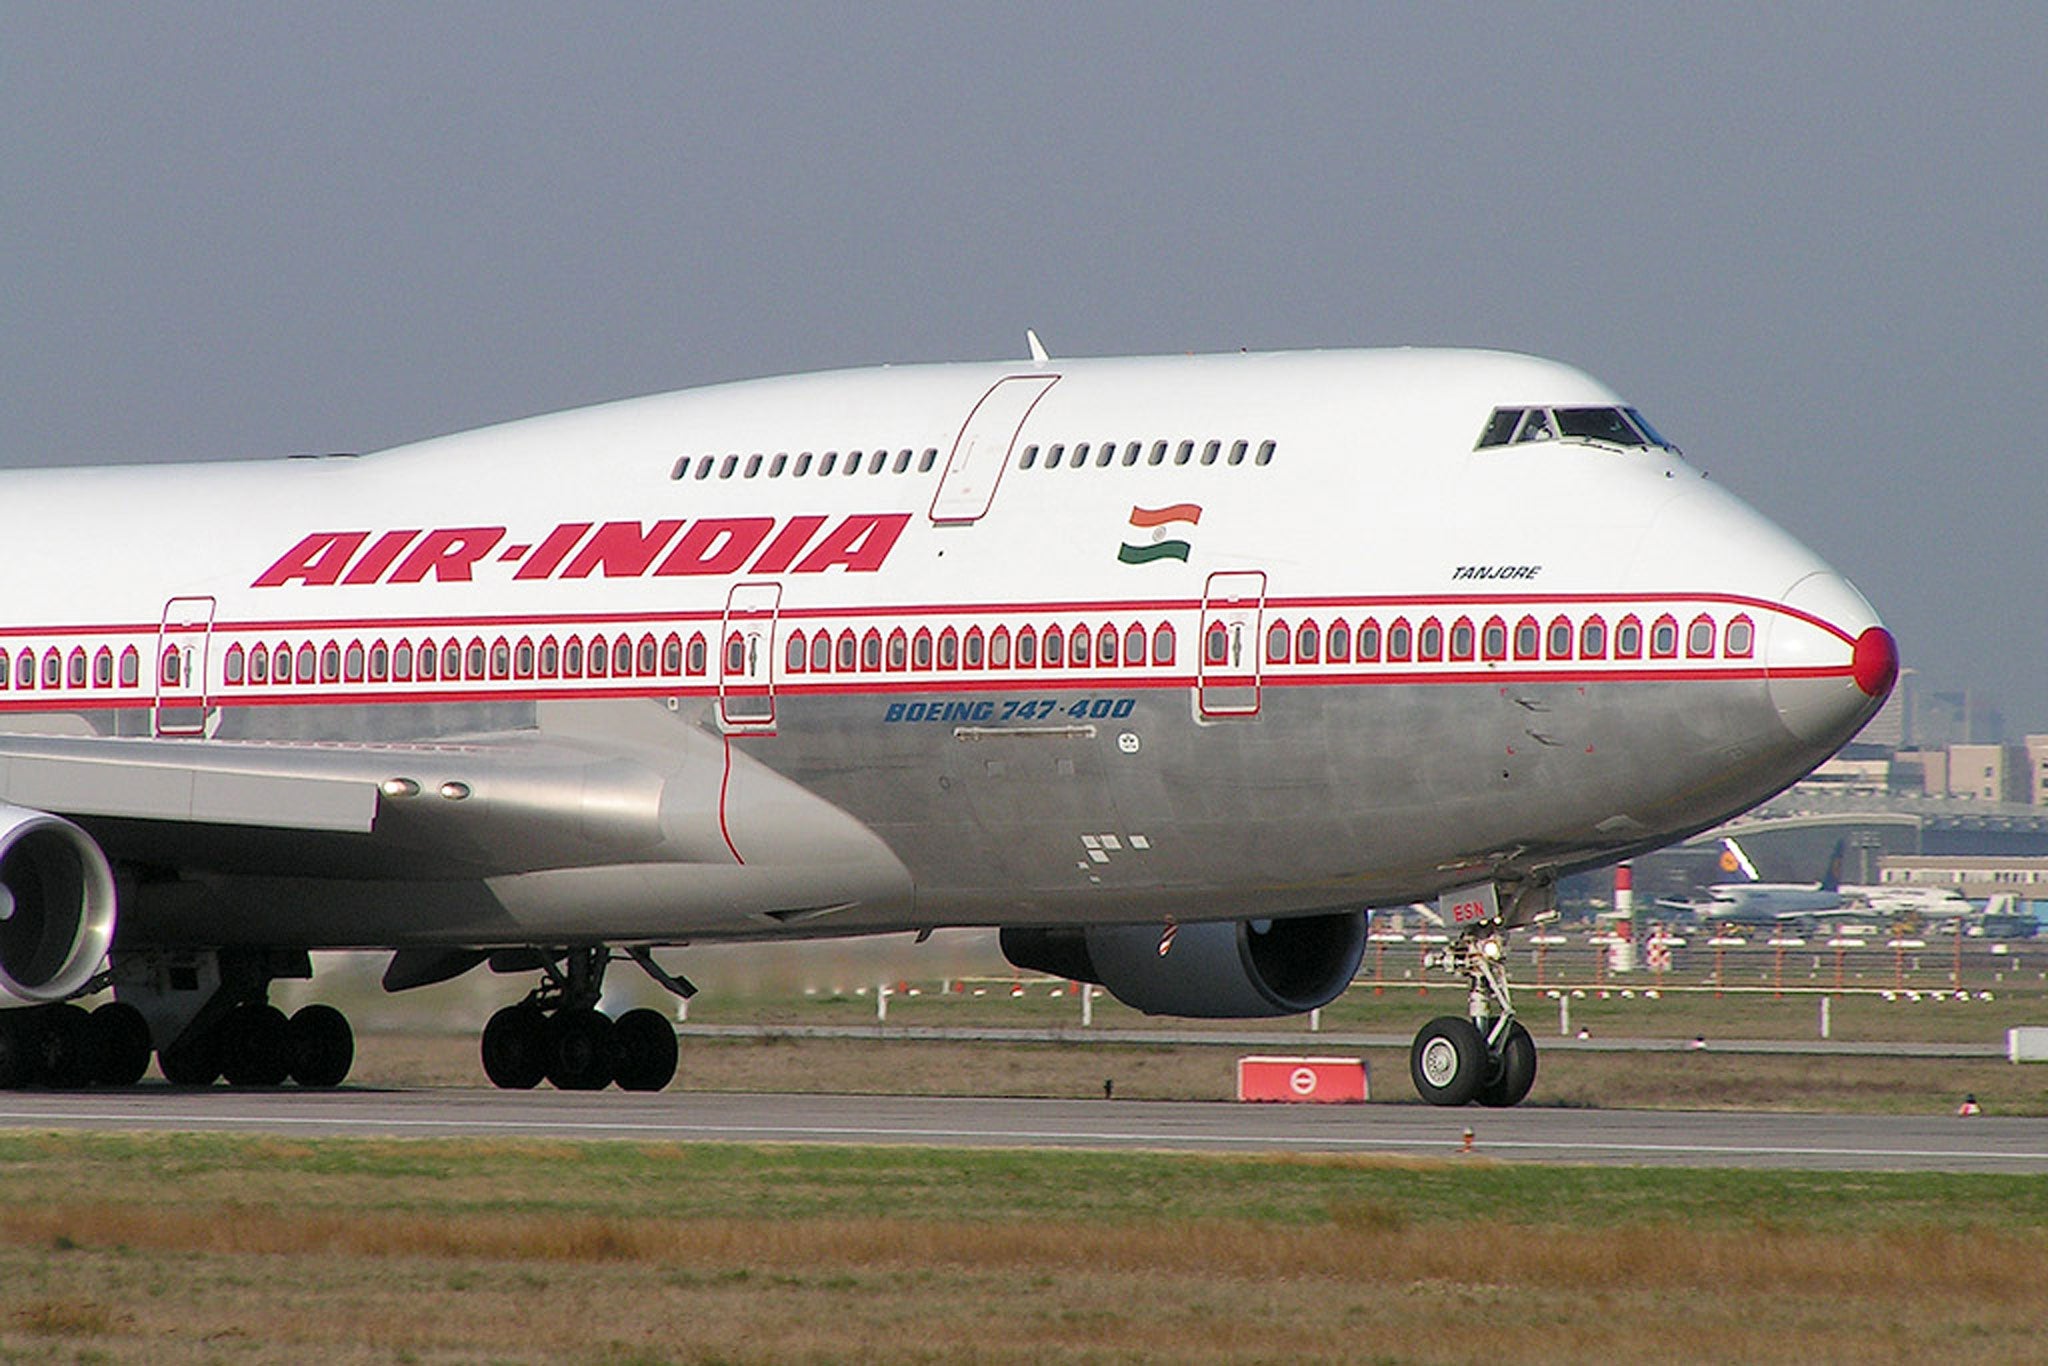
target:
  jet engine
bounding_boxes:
[0,804,118,1001]
[1000,911,1366,1018]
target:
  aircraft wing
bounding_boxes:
[0,731,693,880]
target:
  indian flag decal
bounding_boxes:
[1118,503,1201,564]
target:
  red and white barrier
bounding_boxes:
[1235,1055,1368,1103]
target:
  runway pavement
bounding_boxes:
[1,1087,2042,1172]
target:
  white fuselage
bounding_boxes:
[0,348,1893,951]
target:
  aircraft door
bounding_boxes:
[154,595,217,736]
[719,581,781,730]
[928,374,1060,524]
[1197,571,1266,718]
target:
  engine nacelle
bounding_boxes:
[0,804,118,1002]
[1001,911,1366,1019]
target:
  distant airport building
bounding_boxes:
[1879,856,2048,901]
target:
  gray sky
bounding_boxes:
[6,4,2045,733]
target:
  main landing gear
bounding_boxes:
[1409,928,1537,1108]
[480,946,682,1092]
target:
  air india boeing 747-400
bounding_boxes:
[0,344,1895,1105]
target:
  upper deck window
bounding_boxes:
[1476,406,1673,451]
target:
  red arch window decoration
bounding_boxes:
[726,632,746,674]
[912,627,934,670]
[637,634,657,675]
[1513,616,1541,660]
[1069,623,1091,668]
[14,649,32,689]
[1090,624,1112,667]
[1686,614,1717,658]
[514,638,535,678]
[1579,616,1608,659]
[1449,617,1475,662]
[1015,625,1037,667]
[488,637,510,680]
[966,626,988,669]
[1122,623,1145,666]
[1043,625,1065,667]
[937,627,959,670]
[464,638,486,680]
[67,648,86,688]
[786,631,808,674]
[1725,614,1756,658]
[806,631,830,673]
[1481,616,1508,661]
[1417,617,1445,662]
[661,632,683,675]
[1650,614,1680,659]
[345,640,368,683]
[1547,615,1574,660]
[613,637,634,676]
[834,630,856,672]
[688,632,709,675]
[1152,622,1176,666]
[1386,617,1412,662]
[1295,619,1321,663]
[119,646,141,687]
[1326,618,1351,663]
[296,642,318,683]
[1203,620,1227,666]
[221,644,244,687]
[91,646,112,687]
[1355,618,1381,662]
[370,640,391,681]
[1614,615,1643,658]
[860,628,883,672]
[887,628,909,671]
[989,625,1011,668]
[1265,618,1290,665]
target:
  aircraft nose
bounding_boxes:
[1764,570,1897,746]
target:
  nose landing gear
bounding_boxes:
[1410,927,1537,1108]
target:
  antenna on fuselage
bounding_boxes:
[1026,329,1050,364]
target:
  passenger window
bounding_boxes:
[1255,440,1275,466]
[1326,620,1350,663]
[1687,615,1716,657]
[120,647,141,687]
[1387,621,1412,661]
[862,630,882,670]
[1580,618,1607,658]
[1449,619,1473,660]
[990,628,1010,668]
[391,643,412,681]
[538,639,558,676]
[1651,616,1679,658]
[1418,620,1443,661]
[1514,619,1540,659]
[1548,618,1574,659]
[1482,619,1507,661]
[1152,623,1175,666]
[966,629,986,668]
[888,629,908,670]
[786,634,807,673]
[836,631,856,671]
[1356,622,1381,661]
[689,634,709,675]
[1725,616,1755,658]
[1044,627,1065,667]
[1228,440,1248,466]
[564,639,583,676]
[1070,626,1090,667]
[224,646,244,685]
[1017,627,1037,667]
[1296,621,1320,663]
[913,629,933,670]
[347,643,368,682]
[515,641,534,677]
[1266,621,1290,664]
[250,647,269,684]
[1020,445,1039,470]
[938,629,958,669]
[810,633,831,672]
[371,642,390,680]
[1615,618,1642,657]
[1204,621,1228,666]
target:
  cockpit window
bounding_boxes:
[1554,407,1642,444]
[1475,405,1674,452]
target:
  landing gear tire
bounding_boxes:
[218,1003,293,1087]
[159,1030,222,1087]
[0,1013,30,1089]
[1410,1015,1487,1107]
[1477,1019,1537,1108]
[28,1004,98,1088]
[611,1008,679,1092]
[481,1004,548,1090]
[545,1007,615,1091]
[287,1004,354,1088]
[90,1002,154,1087]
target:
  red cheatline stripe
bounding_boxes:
[1128,503,1203,529]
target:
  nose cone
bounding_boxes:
[1765,570,1896,746]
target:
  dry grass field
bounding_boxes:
[1,1134,2045,1364]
